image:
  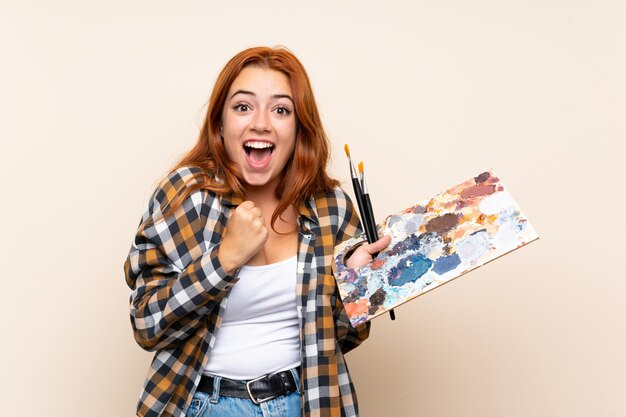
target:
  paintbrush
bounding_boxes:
[359,161,396,320]
[344,144,369,240]
[357,161,379,245]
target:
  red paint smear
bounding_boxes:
[460,184,496,199]
[484,175,500,185]
[371,258,386,270]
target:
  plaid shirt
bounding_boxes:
[124,166,371,417]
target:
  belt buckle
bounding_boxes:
[246,374,276,405]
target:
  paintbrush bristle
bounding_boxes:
[344,143,350,157]
[358,161,364,173]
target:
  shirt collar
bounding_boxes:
[296,197,319,225]
[219,192,244,207]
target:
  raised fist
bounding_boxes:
[218,200,269,275]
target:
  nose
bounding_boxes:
[250,109,271,133]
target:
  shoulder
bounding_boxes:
[330,187,353,206]
[149,165,218,217]
[312,186,354,210]
[154,166,205,201]
[311,186,359,233]
[329,187,361,241]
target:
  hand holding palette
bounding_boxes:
[332,170,539,327]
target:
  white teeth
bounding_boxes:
[244,141,274,149]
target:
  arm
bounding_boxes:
[330,188,372,354]
[124,167,237,352]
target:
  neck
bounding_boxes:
[244,186,279,208]
[243,173,281,201]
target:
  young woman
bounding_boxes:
[124,46,390,417]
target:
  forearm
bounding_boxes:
[127,244,238,351]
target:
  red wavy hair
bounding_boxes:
[165,46,339,230]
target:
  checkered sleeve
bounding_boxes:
[332,188,372,354]
[124,167,237,352]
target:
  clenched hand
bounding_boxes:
[218,201,269,275]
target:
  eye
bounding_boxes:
[232,103,250,112]
[275,106,292,116]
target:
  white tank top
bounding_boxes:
[203,255,301,379]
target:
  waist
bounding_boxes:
[197,366,301,405]
[203,322,300,379]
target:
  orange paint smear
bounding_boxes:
[345,298,369,318]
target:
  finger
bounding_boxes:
[250,207,263,218]
[254,223,269,241]
[239,200,255,210]
[365,235,391,254]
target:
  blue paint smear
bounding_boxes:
[388,254,432,287]
[388,232,442,257]
[388,233,421,256]
[433,253,461,275]
[344,279,367,302]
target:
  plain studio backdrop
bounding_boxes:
[1,1,624,416]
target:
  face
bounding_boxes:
[221,66,297,194]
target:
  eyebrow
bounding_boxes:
[230,90,294,104]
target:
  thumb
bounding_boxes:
[364,234,391,254]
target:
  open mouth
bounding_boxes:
[244,140,275,164]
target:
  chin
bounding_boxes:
[242,173,276,189]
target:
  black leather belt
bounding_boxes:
[197,367,300,405]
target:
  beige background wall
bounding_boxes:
[1,1,624,416]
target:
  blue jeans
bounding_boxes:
[186,368,302,417]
